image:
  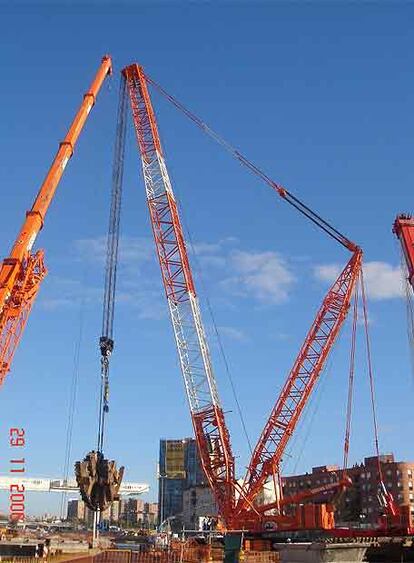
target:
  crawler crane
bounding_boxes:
[0,56,112,386]
[122,63,363,533]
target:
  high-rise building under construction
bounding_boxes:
[158,438,207,529]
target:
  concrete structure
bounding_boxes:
[282,453,414,525]
[182,485,217,530]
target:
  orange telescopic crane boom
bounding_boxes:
[0,55,112,386]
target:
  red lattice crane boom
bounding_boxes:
[235,249,362,519]
[123,64,235,521]
[123,63,362,531]
[0,56,112,386]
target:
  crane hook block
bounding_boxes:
[74,450,124,512]
[100,336,114,357]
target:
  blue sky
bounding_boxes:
[0,2,414,517]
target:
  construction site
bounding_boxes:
[1,4,414,563]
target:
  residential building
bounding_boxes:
[282,454,414,525]
[100,500,121,525]
[143,502,158,529]
[67,499,86,522]
[120,498,145,527]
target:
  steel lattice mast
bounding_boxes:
[122,64,235,518]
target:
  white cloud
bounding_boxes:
[190,242,222,255]
[363,262,404,300]
[224,250,295,304]
[59,236,296,317]
[74,236,153,266]
[39,274,165,320]
[38,276,101,311]
[314,264,341,283]
[218,326,247,342]
[314,261,404,300]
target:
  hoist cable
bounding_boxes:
[342,284,359,474]
[97,75,127,454]
[60,300,84,518]
[144,74,356,252]
[360,269,384,483]
[401,248,414,385]
[290,357,333,475]
[179,205,253,455]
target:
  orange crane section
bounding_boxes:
[0,55,112,385]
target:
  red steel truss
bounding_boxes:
[123,64,235,520]
[235,249,362,517]
[123,62,363,531]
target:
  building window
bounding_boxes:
[408,470,413,478]
[409,493,414,501]
[409,481,413,490]
[367,472,371,479]
[361,473,366,479]
[386,469,392,476]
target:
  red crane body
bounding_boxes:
[393,214,414,289]
[0,56,112,385]
[123,62,362,532]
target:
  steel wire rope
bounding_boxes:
[360,269,384,482]
[152,106,254,456]
[342,284,359,474]
[290,356,333,476]
[178,200,254,456]
[144,74,356,252]
[60,278,86,519]
[283,320,346,477]
[400,247,414,387]
[97,75,127,454]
